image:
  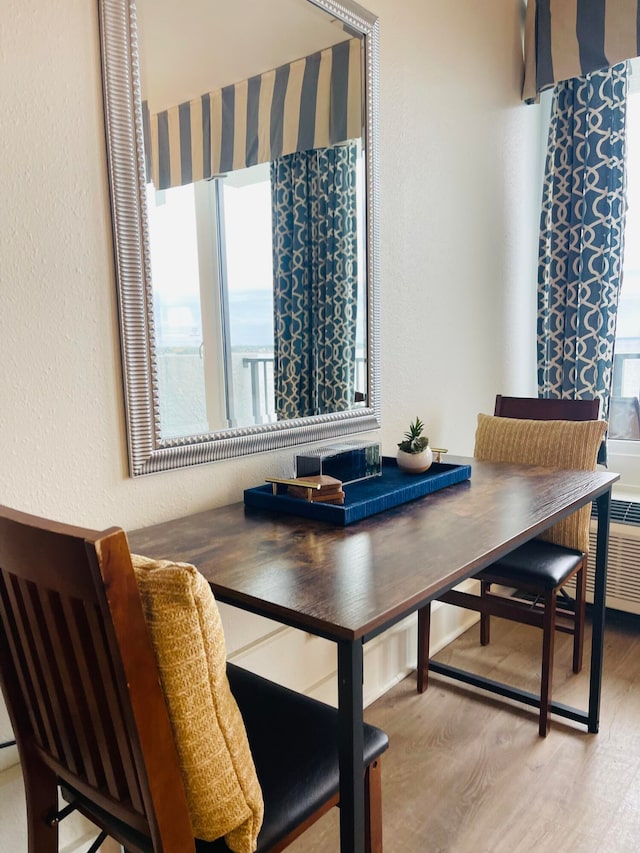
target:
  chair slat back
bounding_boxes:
[494,395,600,421]
[0,505,194,851]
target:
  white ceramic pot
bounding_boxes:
[396,446,433,473]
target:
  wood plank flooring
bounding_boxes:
[289,611,640,853]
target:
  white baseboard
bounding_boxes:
[0,744,18,774]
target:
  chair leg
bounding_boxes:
[22,752,58,853]
[572,560,586,674]
[417,604,431,693]
[364,757,383,853]
[539,590,557,737]
[480,580,491,646]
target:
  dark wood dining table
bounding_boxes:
[128,457,618,853]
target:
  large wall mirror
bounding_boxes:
[99,0,380,475]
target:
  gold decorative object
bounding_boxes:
[265,475,344,504]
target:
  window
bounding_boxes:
[610,60,640,441]
[218,165,275,427]
[147,182,209,439]
[145,164,275,436]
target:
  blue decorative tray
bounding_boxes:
[243,457,472,526]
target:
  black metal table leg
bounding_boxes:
[589,487,612,733]
[337,638,365,853]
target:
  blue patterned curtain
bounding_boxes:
[270,143,359,420]
[537,63,628,432]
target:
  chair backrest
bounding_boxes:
[494,395,600,422]
[482,395,606,553]
[0,505,194,851]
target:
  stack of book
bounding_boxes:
[287,475,345,505]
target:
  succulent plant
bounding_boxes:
[397,417,429,454]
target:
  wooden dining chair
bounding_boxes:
[493,394,600,423]
[0,505,388,852]
[417,396,605,736]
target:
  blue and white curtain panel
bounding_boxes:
[143,38,362,190]
[524,0,640,102]
[537,62,628,421]
[270,142,359,420]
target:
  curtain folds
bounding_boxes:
[270,142,359,420]
[537,63,628,432]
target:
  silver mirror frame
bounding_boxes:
[99,0,381,475]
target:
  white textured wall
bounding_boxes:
[378,0,540,446]
[1,0,541,846]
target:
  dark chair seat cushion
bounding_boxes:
[205,663,389,852]
[63,664,388,853]
[478,539,584,592]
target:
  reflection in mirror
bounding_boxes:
[100,0,380,474]
[148,151,367,438]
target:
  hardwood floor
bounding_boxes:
[289,611,640,853]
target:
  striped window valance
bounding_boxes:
[523,0,640,102]
[143,37,362,190]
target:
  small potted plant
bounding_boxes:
[396,417,433,473]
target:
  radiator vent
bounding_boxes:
[591,498,640,526]
[586,511,640,614]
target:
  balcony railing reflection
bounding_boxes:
[242,356,276,424]
[242,355,367,424]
